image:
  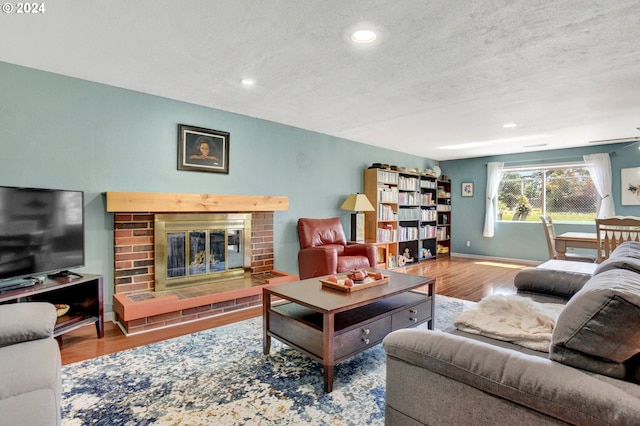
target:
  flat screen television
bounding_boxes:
[0,186,84,283]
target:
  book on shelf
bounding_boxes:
[420,225,436,239]
[398,207,419,221]
[398,175,419,191]
[377,227,397,242]
[420,180,436,189]
[436,226,449,240]
[398,226,419,241]
[420,209,437,221]
[398,192,419,205]
[378,184,398,203]
[420,193,433,205]
[377,170,398,184]
[378,204,397,221]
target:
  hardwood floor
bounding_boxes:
[402,256,528,300]
[59,256,531,365]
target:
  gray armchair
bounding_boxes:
[0,302,61,426]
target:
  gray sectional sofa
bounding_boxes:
[0,302,61,426]
[383,242,640,425]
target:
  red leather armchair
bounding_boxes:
[297,217,377,280]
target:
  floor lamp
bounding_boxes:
[340,193,375,243]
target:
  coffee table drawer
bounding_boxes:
[391,300,431,330]
[334,316,392,360]
[268,310,323,357]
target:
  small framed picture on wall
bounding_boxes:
[621,167,640,205]
[461,182,474,197]
[178,124,229,174]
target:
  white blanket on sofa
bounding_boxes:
[453,294,564,352]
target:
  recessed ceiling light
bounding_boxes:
[351,29,377,43]
[241,78,255,86]
[502,122,518,128]
[343,22,389,47]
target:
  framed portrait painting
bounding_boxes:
[461,182,474,197]
[621,167,640,205]
[178,124,229,174]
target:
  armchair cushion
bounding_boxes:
[298,217,347,248]
[0,302,57,348]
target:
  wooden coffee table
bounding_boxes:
[262,269,435,392]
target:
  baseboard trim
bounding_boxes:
[450,252,540,266]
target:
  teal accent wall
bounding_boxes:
[0,61,430,313]
[441,146,640,261]
[2,60,638,313]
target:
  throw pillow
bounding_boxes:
[593,255,640,275]
[550,269,640,380]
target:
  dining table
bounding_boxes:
[555,232,598,260]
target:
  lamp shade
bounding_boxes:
[340,193,374,212]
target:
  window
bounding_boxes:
[497,162,597,222]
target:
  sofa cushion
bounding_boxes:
[0,389,60,426]
[384,329,640,424]
[550,269,640,380]
[0,303,57,348]
[0,337,61,401]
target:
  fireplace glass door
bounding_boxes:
[155,214,251,290]
[167,229,244,278]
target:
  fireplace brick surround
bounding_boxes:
[106,192,295,334]
[113,212,273,295]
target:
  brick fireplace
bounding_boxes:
[112,212,271,294]
[106,192,295,334]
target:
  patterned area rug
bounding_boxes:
[61,295,474,425]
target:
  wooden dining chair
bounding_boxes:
[595,216,640,262]
[540,215,596,263]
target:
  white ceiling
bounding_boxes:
[1,0,639,161]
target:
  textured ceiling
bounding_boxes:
[1,0,639,160]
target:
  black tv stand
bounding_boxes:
[47,270,83,279]
[0,273,104,339]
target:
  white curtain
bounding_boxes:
[483,162,504,237]
[584,153,615,218]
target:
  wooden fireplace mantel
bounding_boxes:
[105,191,289,213]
